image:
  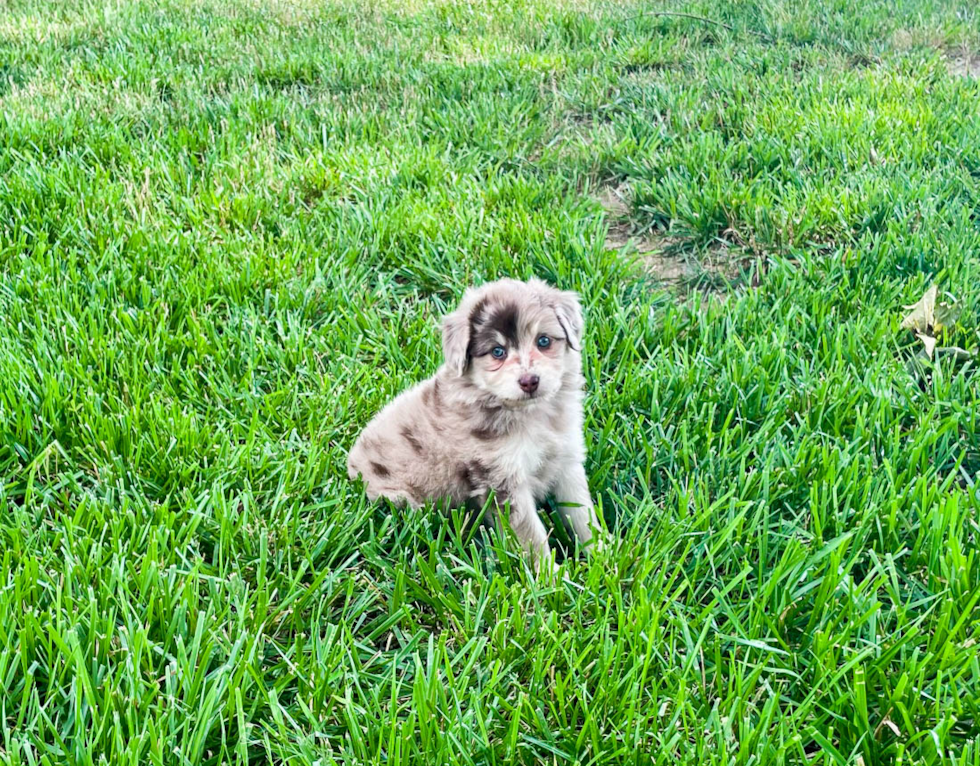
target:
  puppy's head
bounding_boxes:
[442,278,583,405]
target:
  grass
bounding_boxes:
[1,0,980,762]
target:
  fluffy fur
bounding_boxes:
[347,278,602,565]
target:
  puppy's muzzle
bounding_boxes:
[518,374,540,394]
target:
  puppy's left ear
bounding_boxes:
[554,290,584,351]
[442,307,471,376]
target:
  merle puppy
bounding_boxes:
[347,278,602,566]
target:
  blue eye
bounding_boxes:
[491,346,506,359]
[536,335,551,349]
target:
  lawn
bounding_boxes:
[2,0,980,763]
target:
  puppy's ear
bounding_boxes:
[442,307,471,375]
[554,290,584,351]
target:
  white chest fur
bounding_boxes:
[492,421,566,497]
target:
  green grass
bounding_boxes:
[2,0,980,763]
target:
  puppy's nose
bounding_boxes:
[518,374,540,394]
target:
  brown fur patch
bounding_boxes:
[469,297,489,326]
[489,303,520,344]
[489,483,511,506]
[400,426,424,454]
[370,461,390,477]
[457,460,490,491]
[432,379,442,410]
[469,461,490,487]
[362,436,383,455]
[456,463,475,490]
[471,426,497,441]
[469,301,521,356]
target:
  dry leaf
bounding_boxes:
[901,286,967,358]
[934,346,976,361]
[901,285,937,333]
[916,333,937,359]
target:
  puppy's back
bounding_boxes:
[347,378,454,508]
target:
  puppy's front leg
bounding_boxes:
[554,462,603,552]
[504,485,551,568]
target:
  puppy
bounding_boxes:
[347,278,602,566]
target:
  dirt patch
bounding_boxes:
[598,184,691,285]
[596,184,631,218]
[889,29,915,51]
[644,238,752,293]
[597,185,754,291]
[889,28,950,51]
[603,220,630,250]
[643,248,689,283]
[597,184,635,250]
[947,48,980,78]
[701,240,744,281]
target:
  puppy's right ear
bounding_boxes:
[442,308,470,376]
[554,290,584,351]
